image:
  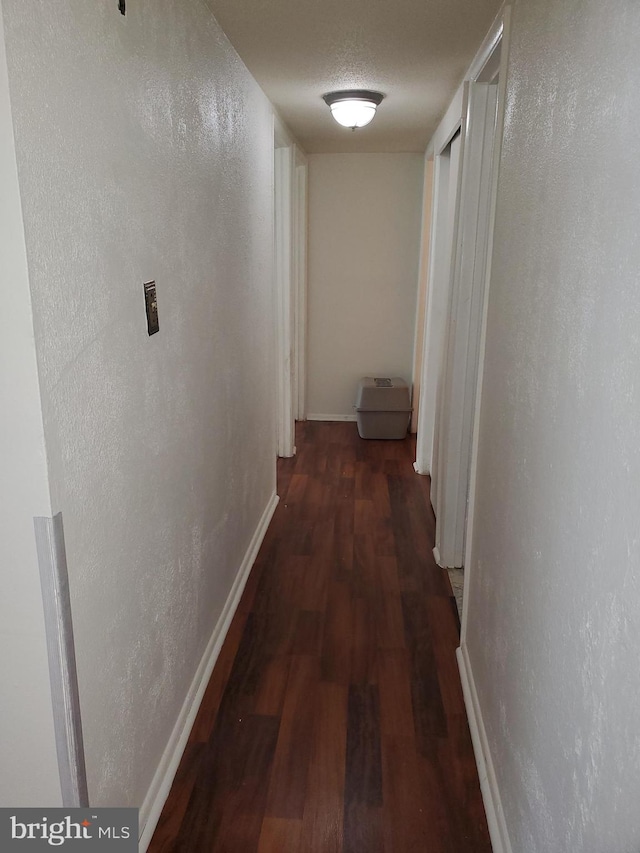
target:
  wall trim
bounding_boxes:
[432,545,461,569]
[294,161,308,421]
[34,513,89,808]
[275,145,296,458]
[457,643,512,853]
[138,491,279,851]
[306,413,357,422]
[467,5,506,82]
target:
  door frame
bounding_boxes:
[274,125,308,458]
[414,96,464,477]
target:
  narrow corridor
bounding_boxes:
[149,421,490,852]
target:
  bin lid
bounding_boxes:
[355,377,411,411]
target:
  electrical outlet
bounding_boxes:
[143,281,159,336]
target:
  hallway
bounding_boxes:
[149,422,491,852]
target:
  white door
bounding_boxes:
[433,81,499,568]
[416,130,463,484]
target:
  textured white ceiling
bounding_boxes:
[204,0,503,153]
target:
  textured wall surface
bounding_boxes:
[2,0,276,810]
[465,0,640,850]
[307,153,423,417]
[0,2,61,806]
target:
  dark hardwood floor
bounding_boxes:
[148,421,491,853]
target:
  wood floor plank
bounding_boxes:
[354,498,375,535]
[426,594,468,718]
[381,734,452,853]
[352,531,377,597]
[265,656,319,819]
[209,714,281,853]
[376,590,406,650]
[253,654,291,716]
[320,580,353,684]
[257,817,302,853]
[298,681,348,853]
[373,515,396,556]
[190,612,248,742]
[284,473,309,512]
[344,683,384,852]
[334,475,355,538]
[401,591,448,745]
[350,596,378,686]
[376,555,401,596]
[175,713,280,852]
[377,647,416,739]
[344,684,383,807]
[147,743,204,853]
[291,609,324,656]
[435,718,494,852]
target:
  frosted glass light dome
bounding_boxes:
[323,90,384,131]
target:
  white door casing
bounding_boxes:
[294,160,308,421]
[274,143,307,456]
[429,129,463,514]
[274,145,295,457]
[415,131,462,479]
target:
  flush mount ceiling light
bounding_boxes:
[323,90,384,130]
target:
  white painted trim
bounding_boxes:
[410,156,433,435]
[274,111,300,150]
[467,6,506,82]
[431,86,464,157]
[411,152,430,386]
[425,128,465,513]
[34,513,89,808]
[415,138,459,478]
[275,146,295,457]
[294,145,308,168]
[138,492,279,851]
[457,644,512,853]
[306,413,357,422]
[294,161,308,421]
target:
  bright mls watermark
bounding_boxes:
[0,809,137,850]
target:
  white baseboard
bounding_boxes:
[457,643,512,853]
[138,491,280,851]
[306,413,357,422]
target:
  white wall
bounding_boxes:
[464,0,640,850]
[307,154,423,418]
[1,0,276,819]
[0,4,61,806]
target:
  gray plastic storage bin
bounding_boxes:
[355,377,411,439]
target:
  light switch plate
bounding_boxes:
[143,280,159,336]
